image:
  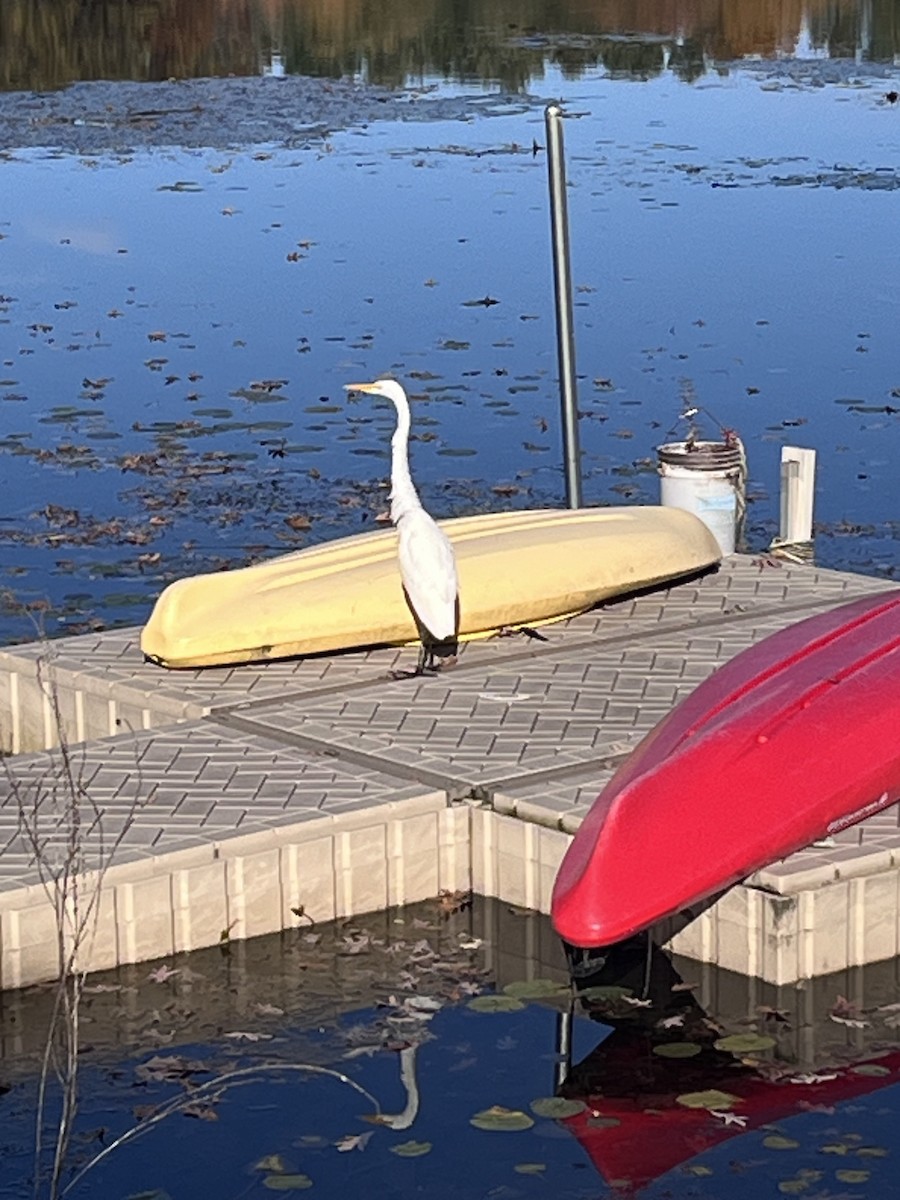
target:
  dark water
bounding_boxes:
[1,0,899,646]
[2,898,900,1199]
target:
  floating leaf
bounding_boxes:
[714,1033,777,1054]
[467,995,525,1013]
[514,1163,546,1175]
[579,985,634,1003]
[255,1155,291,1172]
[764,1135,800,1150]
[262,1175,313,1191]
[857,1146,888,1157]
[777,1180,809,1195]
[676,1090,742,1111]
[158,180,204,193]
[684,1165,714,1177]
[335,1131,373,1152]
[470,1106,534,1131]
[390,1140,432,1158]
[850,1063,890,1077]
[835,1169,871,1183]
[653,1042,702,1059]
[529,1097,586,1119]
[503,979,569,1000]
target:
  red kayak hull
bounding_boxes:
[552,591,900,948]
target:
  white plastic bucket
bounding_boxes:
[657,440,744,556]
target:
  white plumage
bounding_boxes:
[344,378,459,672]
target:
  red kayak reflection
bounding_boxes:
[555,940,900,1194]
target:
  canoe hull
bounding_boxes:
[140,506,721,668]
[552,590,900,948]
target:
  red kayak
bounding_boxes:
[552,590,900,948]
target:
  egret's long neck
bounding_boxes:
[389,392,422,524]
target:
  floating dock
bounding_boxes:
[1,555,898,991]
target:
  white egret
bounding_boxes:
[344,378,459,674]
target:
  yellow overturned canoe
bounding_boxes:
[141,506,720,669]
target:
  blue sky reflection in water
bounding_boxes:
[2,900,900,1199]
[1,60,900,641]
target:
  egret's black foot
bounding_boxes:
[389,666,436,681]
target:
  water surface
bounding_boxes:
[1,2,898,644]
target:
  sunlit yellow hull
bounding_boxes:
[140,506,720,669]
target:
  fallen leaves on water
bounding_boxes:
[335,1131,373,1152]
[757,1005,791,1023]
[502,979,569,1001]
[262,1174,313,1190]
[763,1134,800,1150]
[389,1140,432,1157]
[182,1101,218,1121]
[284,513,313,531]
[653,1042,703,1059]
[675,1089,742,1111]
[147,965,179,984]
[437,889,472,916]
[714,1033,777,1054]
[134,1055,209,1084]
[470,1106,534,1132]
[529,1096,586,1119]
[829,995,870,1028]
[849,1062,890,1077]
[256,1156,292,1172]
[835,1169,871,1184]
[467,994,525,1013]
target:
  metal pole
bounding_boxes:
[545,103,583,510]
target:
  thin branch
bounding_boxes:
[61,1063,383,1195]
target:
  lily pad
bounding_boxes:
[653,1042,702,1058]
[578,985,634,1003]
[390,1140,432,1158]
[514,1163,547,1175]
[850,1063,891,1077]
[675,1089,742,1111]
[262,1175,313,1191]
[467,995,525,1013]
[470,1106,534,1132]
[503,979,569,1000]
[529,1096,586,1119]
[835,1169,871,1184]
[714,1033,777,1054]
[764,1134,800,1150]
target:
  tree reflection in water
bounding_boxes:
[1,0,897,95]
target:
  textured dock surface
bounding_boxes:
[1,554,898,988]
